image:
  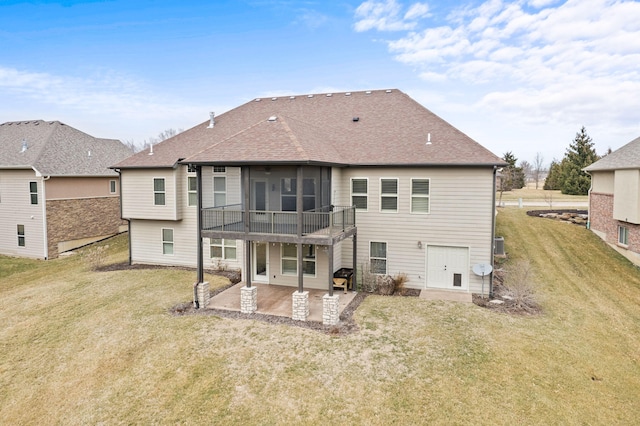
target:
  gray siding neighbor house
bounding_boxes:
[0,120,133,259]
[112,89,505,323]
[585,136,640,266]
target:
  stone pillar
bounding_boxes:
[323,293,340,326]
[292,291,309,321]
[197,281,210,308]
[240,285,257,314]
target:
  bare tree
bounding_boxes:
[533,152,546,189]
[519,160,533,184]
[125,128,184,153]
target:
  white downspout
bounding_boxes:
[41,174,50,259]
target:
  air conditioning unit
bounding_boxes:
[494,236,505,256]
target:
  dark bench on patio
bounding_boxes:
[333,268,354,293]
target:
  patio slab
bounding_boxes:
[208,282,357,322]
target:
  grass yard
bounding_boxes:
[497,186,588,203]
[1,209,640,424]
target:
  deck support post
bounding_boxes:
[328,243,334,296]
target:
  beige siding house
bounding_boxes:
[0,120,133,259]
[585,136,640,265]
[113,89,505,322]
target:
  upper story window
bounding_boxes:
[618,225,629,246]
[380,178,398,212]
[153,178,166,205]
[29,181,38,205]
[411,178,430,214]
[214,176,226,207]
[213,166,226,173]
[109,180,117,194]
[187,165,197,173]
[188,176,197,206]
[351,178,368,211]
[281,178,316,211]
[17,224,25,247]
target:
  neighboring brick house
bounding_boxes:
[114,89,506,323]
[585,136,640,266]
[0,120,133,259]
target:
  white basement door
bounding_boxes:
[426,246,469,290]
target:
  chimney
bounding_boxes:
[207,112,215,128]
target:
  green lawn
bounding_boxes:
[497,187,588,203]
[1,210,640,424]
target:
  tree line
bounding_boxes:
[500,126,601,196]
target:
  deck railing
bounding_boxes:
[202,205,355,236]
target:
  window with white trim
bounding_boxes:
[162,228,174,255]
[370,242,387,274]
[618,225,629,246]
[411,178,430,213]
[380,178,398,212]
[281,243,316,276]
[210,239,237,260]
[351,178,368,211]
[188,176,197,206]
[154,178,165,206]
[17,224,25,247]
[213,176,226,207]
[109,180,117,194]
[29,181,38,205]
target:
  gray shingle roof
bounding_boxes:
[0,120,133,176]
[584,136,640,172]
[113,89,505,169]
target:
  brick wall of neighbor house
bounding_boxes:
[46,197,126,258]
[590,192,640,255]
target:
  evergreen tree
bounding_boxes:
[500,151,526,191]
[560,127,599,195]
[543,159,562,190]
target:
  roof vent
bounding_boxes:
[386,89,392,93]
[345,92,351,96]
[353,117,359,122]
[308,94,314,98]
[268,116,277,122]
[289,96,295,100]
[207,112,215,128]
[255,98,261,102]
[326,93,332,97]
[366,91,372,95]
[426,133,432,145]
[21,139,28,153]
[271,97,277,101]
[148,144,154,155]
[88,150,92,158]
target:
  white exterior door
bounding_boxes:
[426,246,469,290]
[252,242,269,283]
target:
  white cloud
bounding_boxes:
[0,66,209,143]
[354,0,430,32]
[354,0,640,157]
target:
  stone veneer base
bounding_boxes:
[292,291,309,321]
[323,294,340,326]
[240,286,258,314]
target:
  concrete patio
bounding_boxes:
[207,282,358,322]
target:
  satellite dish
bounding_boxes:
[472,263,493,277]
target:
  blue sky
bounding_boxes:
[1,0,639,164]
